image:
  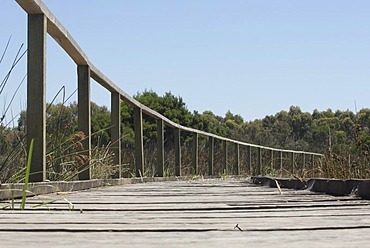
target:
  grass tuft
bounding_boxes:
[21,138,33,210]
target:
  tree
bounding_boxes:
[91,103,111,146]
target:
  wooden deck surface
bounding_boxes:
[1,178,370,247]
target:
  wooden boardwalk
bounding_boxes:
[1,178,370,247]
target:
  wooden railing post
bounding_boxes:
[27,14,46,182]
[77,65,91,180]
[134,108,144,177]
[270,149,274,173]
[111,92,121,178]
[291,152,295,174]
[222,140,228,174]
[257,148,262,175]
[174,128,181,176]
[280,151,283,177]
[246,146,252,175]
[156,119,165,177]
[234,143,240,175]
[311,154,315,177]
[192,133,199,175]
[208,136,214,176]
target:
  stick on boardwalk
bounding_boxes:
[1,179,370,247]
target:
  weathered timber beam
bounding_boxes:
[134,108,144,177]
[257,148,262,176]
[246,146,252,175]
[77,65,91,180]
[234,143,240,175]
[280,151,283,177]
[27,13,46,182]
[208,137,214,176]
[111,92,121,178]
[222,140,228,174]
[16,0,88,65]
[156,119,165,177]
[174,128,181,176]
[192,133,199,175]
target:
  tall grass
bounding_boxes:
[20,138,33,210]
[0,37,28,183]
[0,37,119,183]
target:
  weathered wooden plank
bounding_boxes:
[2,180,368,211]
[2,215,370,231]
[1,228,370,248]
[2,207,370,221]
[1,179,370,247]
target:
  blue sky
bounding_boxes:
[1,0,370,125]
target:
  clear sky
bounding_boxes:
[1,0,370,125]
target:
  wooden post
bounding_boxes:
[257,147,262,175]
[246,146,252,175]
[234,143,240,175]
[222,140,228,174]
[311,154,315,177]
[174,128,181,176]
[27,14,46,182]
[111,92,121,178]
[156,119,164,177]
[280,151,283,177]
[134,108,144,177]
[291,152,295,174]
[192,132,199,175]
[302,153,306,175]
[77,65,91,180]
[270,149,274,173]
[208,136,214,176]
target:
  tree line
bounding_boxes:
[1,90,369,181]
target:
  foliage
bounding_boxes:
[1,88,369,181]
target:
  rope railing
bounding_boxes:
[15,0,324,182]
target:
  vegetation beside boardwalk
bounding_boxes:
[1,89,369,182]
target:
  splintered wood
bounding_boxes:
[1,179,370,247]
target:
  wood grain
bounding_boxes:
[1,179,369,247]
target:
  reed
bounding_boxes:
[20,138,33,210]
